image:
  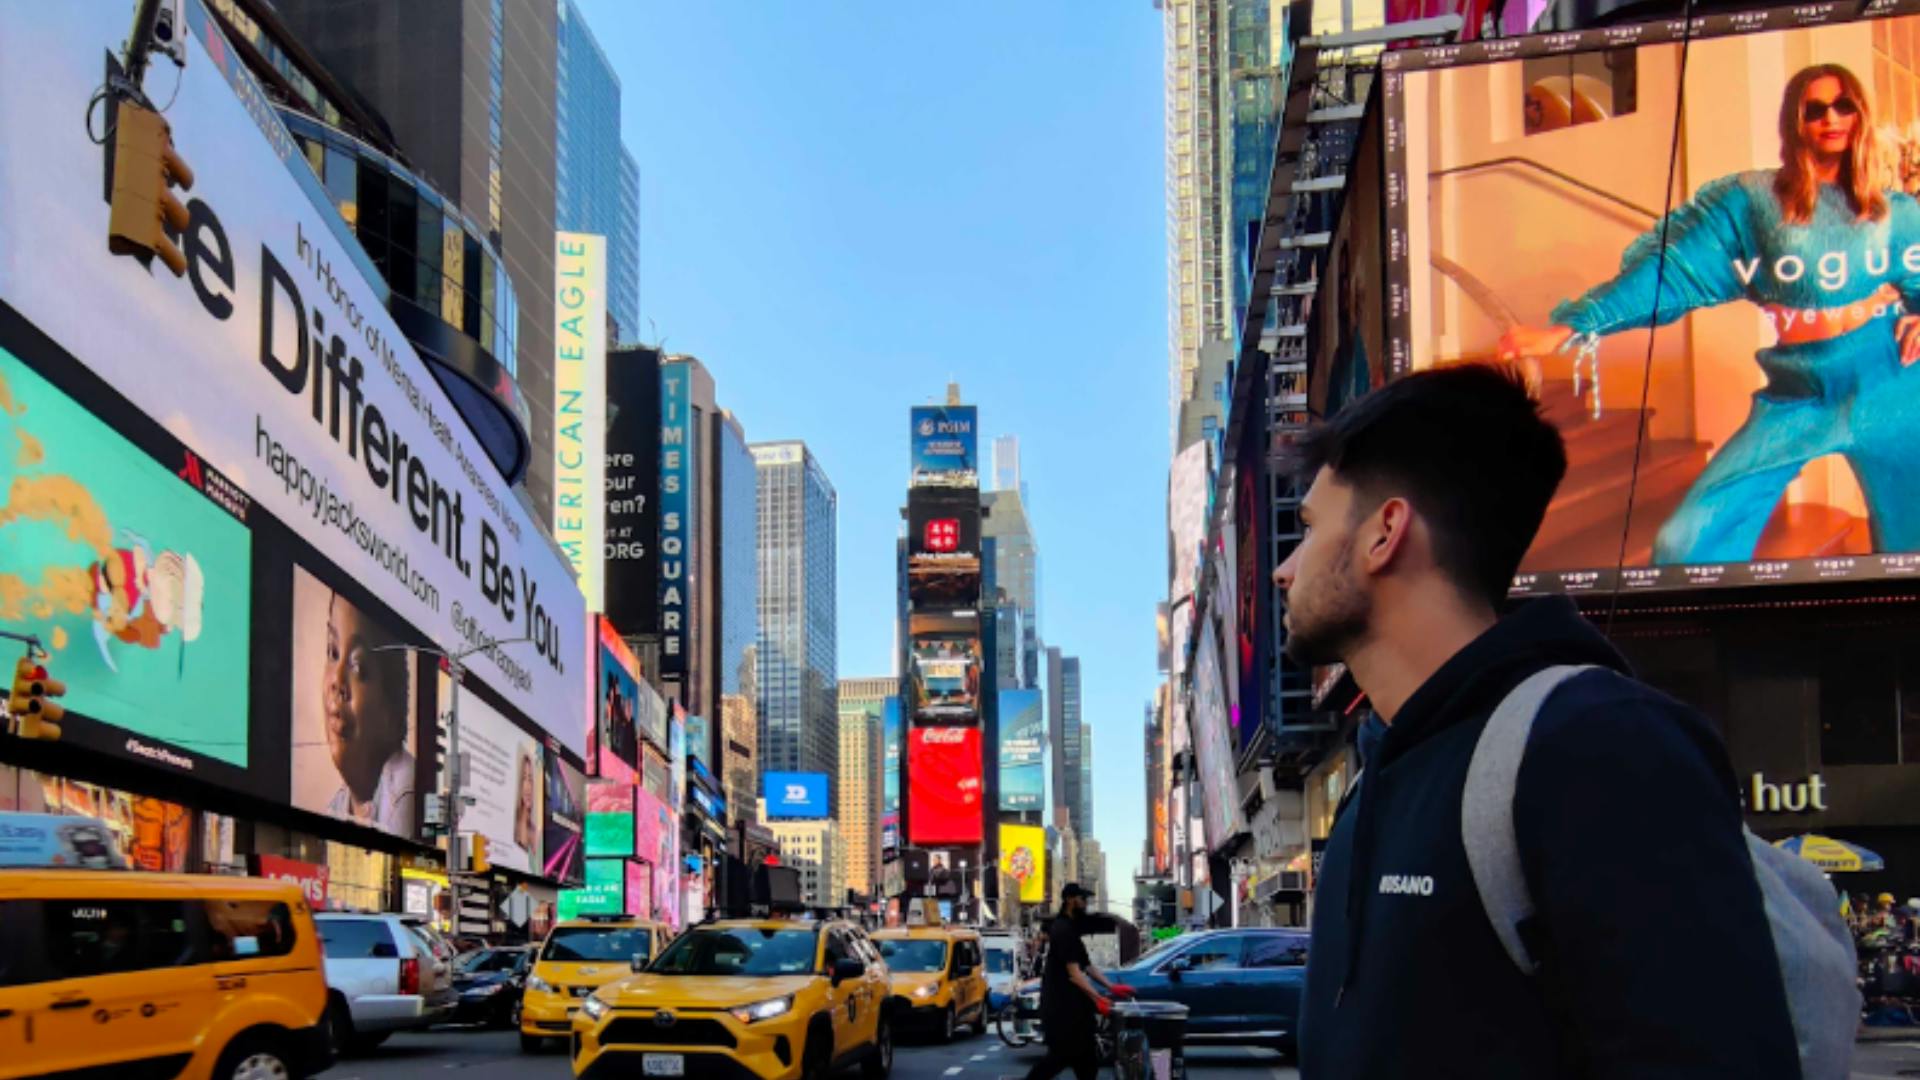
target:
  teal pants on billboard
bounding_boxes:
[1651,316,1920,563]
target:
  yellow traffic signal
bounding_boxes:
[9,656,65,741]
[108,102,194,276]
[470,834,490,874]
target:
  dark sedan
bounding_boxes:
[450,946,534,1028]
[1110,928,1309,1056]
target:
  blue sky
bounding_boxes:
[579,1,1169,907]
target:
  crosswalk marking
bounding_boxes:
[971,1055,987,1061]
[945,1066,965,1075]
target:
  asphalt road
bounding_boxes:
[325,1024,1920,1079]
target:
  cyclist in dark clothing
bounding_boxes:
[1021,884,1134,1080]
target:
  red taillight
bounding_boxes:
[399,957,421,997]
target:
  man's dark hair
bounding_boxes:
[1286,363,1567,607]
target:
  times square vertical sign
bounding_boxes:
[658,365,690,675]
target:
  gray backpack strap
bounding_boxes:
[1462,664,1597,976]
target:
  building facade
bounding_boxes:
[983,488,1041,691]
[555,0,640,342]
[717,413,761,825]
[838,677,893,899]
[759,802,841,909]
[754,442,840,780]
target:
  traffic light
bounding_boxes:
[469,833,490,874]
[10,656,65,741]
[108,101,194,276]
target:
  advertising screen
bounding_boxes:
[998,824,1047,904]
[909,613,981,722]
[290,566,419,838]
[585,782,635,858]
[440,672,543,874]
[909,405,979,488]
[1192,624,1248,851]
[883,696,902,814]
[0,5,587,753]
[543,752,587,885]
[594,621,642,783]
[604,347,662,635]
[626,859,653,919]
[907,726,984,846]
[0,346,253,781]
[1232,412,1268,751]
[634,786,680,926]
[907,491,982,609]
[1384,8,1920,594]
[997,689,1045,812]
[658,365,694,675]
[763,772,830,818]
[552,233,607,610]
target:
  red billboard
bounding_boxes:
[907,726,983,846]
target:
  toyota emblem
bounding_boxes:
[654,1010,676,1027]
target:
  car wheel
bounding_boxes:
[520,1033,546,1054]
[941,1004,956,1043]
[802,1023,833,1080]
[324,996,353,1059]
[862,1019,893,1080]
[505,997,523,1030]
[214,1035,293,1080]
[971,1002,989,1037]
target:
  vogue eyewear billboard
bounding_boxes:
[553,233,607,610]
[0,3,586,753]
[909,406,978,489]
[1382,4,1920,595]
[907,726,984,846]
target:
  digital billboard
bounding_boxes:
[635,785,680,926]
[585,781,635,858]
[290,566,419,838]
[764,771,831,818]
[997,689,1045,812]
[909,612,981,722]
[658,364,693,675]
[438,672,543,875]
[907,490,983,609]
[1192,623,1247,851]
[593,620,642,783]
[882,695,902,821]
[604,347,662,635]
[0,345,254,783]
[553,232,607,610]
[1383,8,1920,594]
[543,751,587,885]
[999,824,1047,904]
[909,405,979,488]
[907,726,984,846]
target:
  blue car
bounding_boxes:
[1110,928,1309,1056]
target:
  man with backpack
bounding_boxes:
[1274,364,1854,1078]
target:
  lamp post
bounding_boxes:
[372,636,538,937]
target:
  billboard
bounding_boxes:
[593,621,642,783]
[1191,622,1247,851]
[554,232,607,609]
[997,689,1045,812]
[907,490,982,609]
[763,772,830,818]
[907,726,984,846]
[1232,405,1268,751]
[0,345,254,785]
[0,3,587,755]
[290,566,419,838]
[635,785,680,926]
[584,781,634,858]
[1383,8,1920,595]
[440,672,543,875]
[543,751,587,885]
[604,347,662,635]
[909,405,979,488]
[999,824,1047,904]
[909,612,981,722]
[658,365,693,675]
[882,696,902,814]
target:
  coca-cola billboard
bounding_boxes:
[907,726,983,846]
[250,854,329,908]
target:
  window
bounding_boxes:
[1246,933,1309,969]
[205,900,298,960]
[45,899,195,979]
[318,918,397,960]
[824,930,851,970]
[1166,935,1244,972]
[1522,49,1637,136]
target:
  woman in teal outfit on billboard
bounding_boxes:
[1502,64,1920,564]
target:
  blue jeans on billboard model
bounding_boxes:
[1652,315,1920,563]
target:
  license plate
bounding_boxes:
[644,1054,685,1077]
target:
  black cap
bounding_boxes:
[1061,882,1093,901]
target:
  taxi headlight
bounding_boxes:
[729,994,794,1024]
[582,994,611,1021]
[914,984,938,999]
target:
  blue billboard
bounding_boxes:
[883,697,902,814]
[910,405,978,488]
[998,689,1045,812]
[764,772,830,819]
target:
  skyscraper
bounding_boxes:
[754,442,840,780]
[983,489,1040,690]
[555,0,640,342]
[838,677,893,897]
[1162,0,1231,446]
[990,434,1023,497]
[1048,650,1087,838]
[275,0,565,513]
[717,412,760,823]
[1078,722,1094,840]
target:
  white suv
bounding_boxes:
[316,913,457,1053]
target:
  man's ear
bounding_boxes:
[1359,496,1414,575]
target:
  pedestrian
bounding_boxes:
[1274,363,1804,1077]
[1018,884,1134,1080]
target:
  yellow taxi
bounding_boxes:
[521,914,671,1053]
[0,868,332,1079]
[871,927,989,1042]
[570,917,893,1080]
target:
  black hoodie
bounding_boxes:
[1298,598,1801,1079]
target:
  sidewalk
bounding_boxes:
[1860,1024,1920,1043]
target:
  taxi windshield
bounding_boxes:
[877,938,949,973]
[649,928,819,976]
[542,926,652,964]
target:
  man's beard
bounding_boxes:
[1282,534,1371,667]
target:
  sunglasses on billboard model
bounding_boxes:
[1802,97,1860,122]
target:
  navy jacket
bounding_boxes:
[1298,598,1801,1079]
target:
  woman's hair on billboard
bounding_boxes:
[1776,63,1889,224]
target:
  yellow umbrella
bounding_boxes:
[1775,834,1885,873]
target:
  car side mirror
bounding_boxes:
[632,954,650,973]
[1165,955,1192,980]
[832,958,866,984]
[371,942,399,960]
